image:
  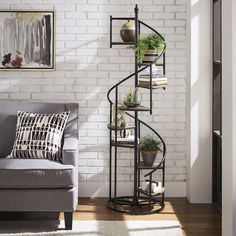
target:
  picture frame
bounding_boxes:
[0,10,55,71]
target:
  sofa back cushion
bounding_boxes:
[0,101,78,157]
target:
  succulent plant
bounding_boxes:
[123,88,140,107]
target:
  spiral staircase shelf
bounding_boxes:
[107,4,167,215]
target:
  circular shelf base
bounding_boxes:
[106,196,165,215]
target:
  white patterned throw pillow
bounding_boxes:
[10,111,70,162]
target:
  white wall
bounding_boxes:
[186,0,212,203]
[0,0,187,197]
[222,0,236,235]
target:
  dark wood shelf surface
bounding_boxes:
[111,141,135,148]
[139,63,164,67]
[111,17,135,21]
[111,42,135,46]
[107,124,135,130]
[137,161,163,170]
[137,84,167,90]
[118,105,150,112]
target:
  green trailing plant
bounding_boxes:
[139,134,162,152]
[133,34,165,63]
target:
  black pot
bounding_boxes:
[120,20,135,43]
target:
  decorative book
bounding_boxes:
[138,75,168,88]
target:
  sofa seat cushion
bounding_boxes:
[0,158,75,189]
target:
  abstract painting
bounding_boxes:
[0,10,55,70]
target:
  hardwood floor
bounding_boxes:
[61,197,221,236]
[0,197,221,235]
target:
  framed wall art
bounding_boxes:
[0,10,55,70]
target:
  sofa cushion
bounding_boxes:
[0,158,75,189]
[10,111,70,162]
[0,101,78,158]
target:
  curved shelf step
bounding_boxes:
[111,42,135,46]
[138,62,164,67]
[137,187,165,197]
[118,105,150,112]
[107,196,165,215]
[137,161,163,170]
[107,124,135,130]
[137,84,167,90]
[111,141,135,148]
[111,17,135,21]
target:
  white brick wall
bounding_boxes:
[0,0,187,197]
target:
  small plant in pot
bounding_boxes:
[139,134,162,166]
[123,88,141,107]
[133,34,166,64]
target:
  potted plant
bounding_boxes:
[123,88,141,107]
[133,34,165,64]
[139,134,162,166]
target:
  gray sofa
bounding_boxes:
[0,101,79,230]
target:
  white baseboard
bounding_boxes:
[78,181,186,197]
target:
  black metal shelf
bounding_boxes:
[107,4,167,215]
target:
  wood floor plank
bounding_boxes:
[67,197,222,236]
[0,197,221,236]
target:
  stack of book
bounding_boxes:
[138,74,167,89]
[140,180,164,195]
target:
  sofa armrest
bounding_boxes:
[62,137,78,167]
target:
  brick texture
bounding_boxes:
[0,0,187,195]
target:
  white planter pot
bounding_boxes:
[142,49,159,63]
